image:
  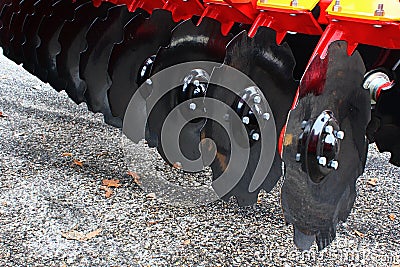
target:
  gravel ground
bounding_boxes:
[0,49,399,267]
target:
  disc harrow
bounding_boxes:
[0,0,399,251]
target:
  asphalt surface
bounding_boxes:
[0,49,400,266]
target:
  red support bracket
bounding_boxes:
[248,8,323,44]
[163,0,205,22]
[201,0,256,35]
[299,17,400,97]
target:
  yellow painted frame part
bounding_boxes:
[256,0,320,11]
[327,0,400,21]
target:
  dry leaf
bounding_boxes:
[100,186,113,198]
[354,230,365,238]
[73,159,83,167]
[0,111,6,118]
[183,239,191,245]
[283,134,293,146]
[146,193,156,200]
[61,230,86,241]
[62,152,73,157]
[85,228,102,240]
[389,214,396,221]
[173,162,182,169]
[127,171,141,185]
[61,228,102,241]
[367,178,378,186]
[147,220,158,225]
[102,179,121,188]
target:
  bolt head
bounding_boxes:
[329,160,339,170]
[253,95,261,104]
[332,5,342,12]
[223,114,229,121]
[189,102,196,110]
[318,156,327,167]
[335,130,345,140]
[242,116,250,125]
[323,113,331,121]
[262,113,270,120]
[252,132,260,141]
[295,153,301,162]
[324,125,334,134]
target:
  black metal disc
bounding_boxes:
[36,0,89,84]
[21,0,54,75]
[203,28,297,206]
[0,0,20,55]
[6,0,39,64]
[107,9,177,119]
[0,0,13,36]
[367,67,400,166]
[56,1,112,104]
[147,17,232,165]
[79,4,137,127]
[281,41,370,250]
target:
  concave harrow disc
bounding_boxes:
[0,0,13,41]
[146,17,232,164]
[5,0,37,64]
[107,9,177,119]
[56,1,112,104]
[281,41,370,250]
[367,67,400,166]
[80,4,138,126]
[36,0,90,85]
[0,0,20,55]
[203,28,297,206]
[21,0,54,75]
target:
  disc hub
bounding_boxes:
[137,55,156,86]
[296,110,344,183]
[180,69,209,101]
[234,86,270,143]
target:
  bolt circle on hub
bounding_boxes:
[234,86,270,144]
[297,110,343,183]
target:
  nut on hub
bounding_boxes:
[296,110,344,183]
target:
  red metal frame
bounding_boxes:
[300,17,400,97]
[249,8,323,44]
[201,0,257,35]
[163,0,204,22]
